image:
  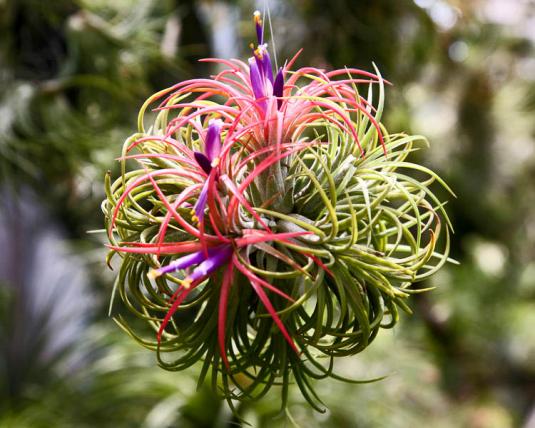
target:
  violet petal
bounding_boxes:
[262,49,274,84]
[194,152,212,175]
[273,67,284,110]
[249,57,265,100]
[155,250,206,276]
[205,120,222,162]
[193,179,210,223]
[254,11,263,45]
[187,245,233,282]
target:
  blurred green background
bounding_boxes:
[1,0,534,426]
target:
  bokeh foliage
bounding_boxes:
[1,0,534,427]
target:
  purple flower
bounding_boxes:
[273,67,284,110]
[204,119,222,163]
[194,152,212,175]
[248,57,267,102]
[186,245,233,283]
[254,10,263,45]
[192,120,223,223]
[192,178,211,223]
[194,119,222,175]
[148,245,233,287]
[254,44,274,84]
[248,13,284,112]
[148,250,206,278]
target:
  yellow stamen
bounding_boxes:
[254,47,263,59]
[253,10,262,24]
[147,269,161,280]
[190,209,199,224]
[211,157,220,168]
[181,278,193,289]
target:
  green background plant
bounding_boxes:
[1,0,534,427]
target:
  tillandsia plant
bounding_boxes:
[102,11,453,413]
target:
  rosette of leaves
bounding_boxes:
[102,12,453,413]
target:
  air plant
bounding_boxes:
[102,10,453,413]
